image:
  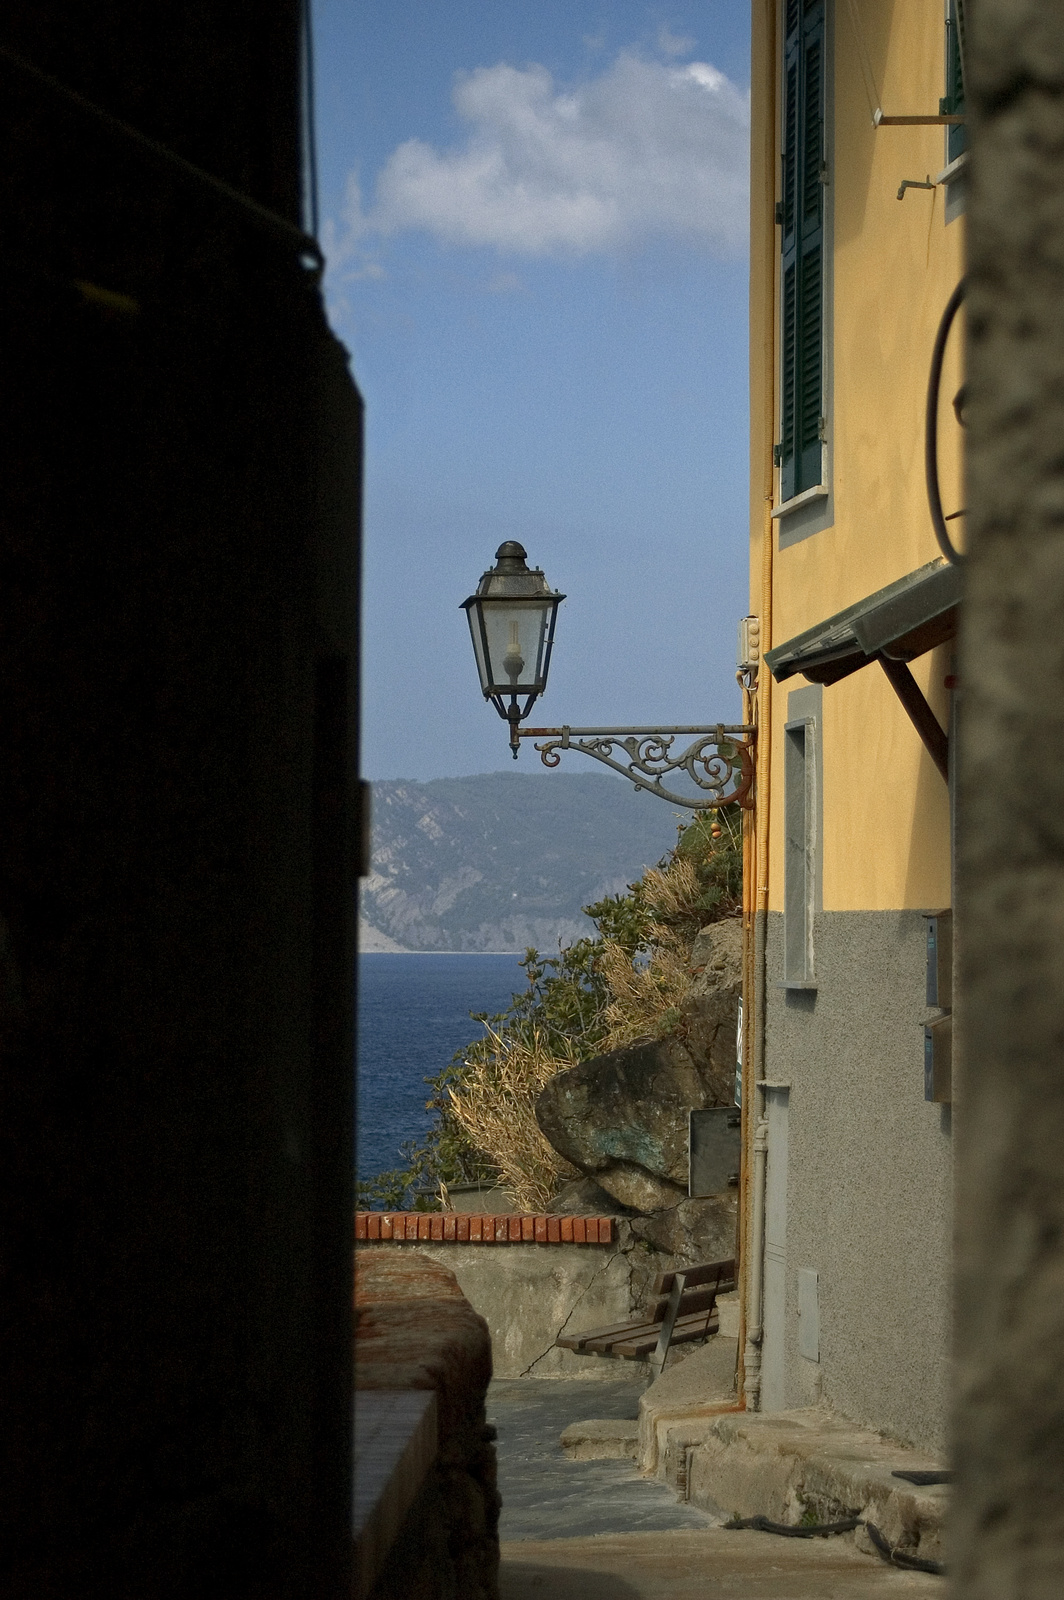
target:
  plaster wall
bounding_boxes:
[750,0,962,914]
[761,910,952,1453]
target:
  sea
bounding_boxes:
[356,951,527,1187]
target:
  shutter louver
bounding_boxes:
[779,0,825,503]
[944,0,967,165]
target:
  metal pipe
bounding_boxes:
[738,0,778,1413]
[743,1116,770,1410]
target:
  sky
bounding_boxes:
[312,1,752,781]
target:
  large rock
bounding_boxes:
[593,1163,688,1213]
[546,1176,637,1216]
[682,919,742,1102]
[535,1037,711,1210]
[628,1194,738,1265]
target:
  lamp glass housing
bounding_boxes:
[462,543,564,714]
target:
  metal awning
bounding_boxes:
[765,559,961,686]
[765,558,962,783]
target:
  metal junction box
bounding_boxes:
[924,1013,953,1103]
[924,909,953,1009]
[689,1107,742,1197]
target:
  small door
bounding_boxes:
[761,1087,790,1410]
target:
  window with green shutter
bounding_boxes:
[779,0,825,504]
[942,0,966,166]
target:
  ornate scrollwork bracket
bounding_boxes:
[516,725,756,810]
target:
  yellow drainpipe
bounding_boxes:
[737,0,777,1410]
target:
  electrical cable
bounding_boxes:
[926,280,966,566]
[728,1514,863,1538]
[0,40,324,276]
[842,0,884,125]
[727,1513,946,1576]
[303,0,320,240]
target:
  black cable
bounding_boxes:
[866,1519,946,1575]
[303,0,320,239]
[926,279,966,565]
[727,1512,946,1576]
[0,40,324,275]
[727,1514,862,1538]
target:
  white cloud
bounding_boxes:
[342,52,749,261]
[657,26,696,57]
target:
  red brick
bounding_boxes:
[355,1213,368,1240]
[521,1215,535,1241]
[430,1215,444,1240]
[457,1215,470,1241]
[560,1216,574,1243]
[547,1217,561,1243]
[470,1214,483,1242]
[506,1216,520,1242]
[381,1214,394,1239]
[443,1214,457,1241]
[406,1214,421,1240]
[573,1217,587,1244]
[534,1215,548,1242]
[496,1217,510,1242]
[416,1215,431,1240]
[367,1213,381,1241]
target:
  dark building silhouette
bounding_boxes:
[0,7,361,1595]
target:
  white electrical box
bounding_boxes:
[738,615,761,673]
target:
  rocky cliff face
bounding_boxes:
[360,771,685,952]
[535,920,742,1216]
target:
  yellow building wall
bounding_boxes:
[751,0,962,913]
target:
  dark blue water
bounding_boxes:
[356,952,526,1183]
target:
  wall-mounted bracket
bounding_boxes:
[516,724,756,809]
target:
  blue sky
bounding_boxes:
[312,1,751,780]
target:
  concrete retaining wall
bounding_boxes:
[358,1236,641,1378]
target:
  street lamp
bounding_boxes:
[462,544,755,809]
[461,541,566,757]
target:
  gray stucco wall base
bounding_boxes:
[760,910,952,1453]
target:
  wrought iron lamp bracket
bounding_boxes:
[516,725,756,810]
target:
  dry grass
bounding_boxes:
[446,1028,580,1212]
[599,930,690,1050]
[446,842,738,1208]
[599,854,707,1050]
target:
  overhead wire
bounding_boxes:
[0,40,324,276]
[842,0,883,125]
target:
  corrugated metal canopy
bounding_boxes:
[765,559,962,686]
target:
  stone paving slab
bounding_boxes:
[499,1531,941,1598]
[489,1377,722,1541]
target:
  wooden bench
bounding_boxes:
[555,1258,736,1373]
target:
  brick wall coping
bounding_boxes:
[356,1211,614,1245]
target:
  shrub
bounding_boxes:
[356,803,743,1210]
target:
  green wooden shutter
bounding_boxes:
[942,0,967,165]
[780,0,824,503]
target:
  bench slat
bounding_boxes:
[610,1310,720,1359]
[647,1285,730,1322]
[651,1259,736,1296]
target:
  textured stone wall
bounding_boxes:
[761,911,952,1453]
[357,1201,736,1379]
[356,1252,500,1600]
[953,2,1064,1592]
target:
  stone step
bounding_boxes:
[684,1407,949,1568]
[559,1417,640,1460]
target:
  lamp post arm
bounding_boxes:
[516,725,756,810]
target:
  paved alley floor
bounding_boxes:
[499,1530,941,1598]
[489,1379,941,1598]
[488,1376,722,1541]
